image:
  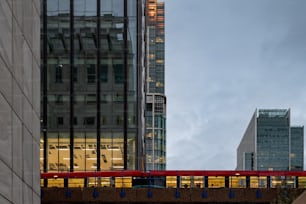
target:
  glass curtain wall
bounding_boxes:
[145,0,166,170]
[256,110,290,170]
[145,94,166,170]
[290,126,304,170]
[44,0,71,173]
[41,0,141,174]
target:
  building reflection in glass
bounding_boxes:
[40,0,146,173]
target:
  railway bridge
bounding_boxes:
[41,170,306,204]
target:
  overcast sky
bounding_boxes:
[164,0,306,170]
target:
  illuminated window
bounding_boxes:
[156,37,163,43]
[149,54,155,59]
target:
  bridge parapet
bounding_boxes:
[41,187,305,203]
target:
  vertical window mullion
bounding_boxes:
[42,0,48,187]
[123,0,128,170]
[70,0,74,172]
[96,0,101,171]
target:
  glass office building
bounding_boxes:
[237,109,304,171]
[145,0,166,170]
[291,126,304,170]
[40,0,146,175]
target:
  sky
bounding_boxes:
[164,0,306,170]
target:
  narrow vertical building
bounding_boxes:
[40,0,146,181]
[290,126,304,170]
[0,0,40,203]
[237,109,304,171]
[145,0,166,170]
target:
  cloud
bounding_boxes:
[165,0,306,170]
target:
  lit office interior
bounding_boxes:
[40,0,144,179]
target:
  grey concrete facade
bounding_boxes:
[0,0,40,203]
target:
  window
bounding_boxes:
[113,64,124,84]
[155,102,164,113]
[101,94,109,103]
[146,103,152,111]
[86,94,96,104]
[116,116,124,125]
[84,117,95,125]
[100,64,108,82]
[55,95,63,104]
[114,93,123,103]
[57,117,64,126]
[55,64,63,83]
[87,65,96,83]
[156,37,164,43]
[128,116,136,126]
[156,60,164,64]
[101,116,107,125]
[73,67,78,82]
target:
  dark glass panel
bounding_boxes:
[100,64,108,82]
[113,64,124,84]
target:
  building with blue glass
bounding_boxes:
[237,109,304,171]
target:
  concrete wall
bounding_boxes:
[236,110,257,170]
[0,0,40,203]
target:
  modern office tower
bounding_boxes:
[237,109,304,171]
[40,0,146,175]
[0,0,40,203]
[145,0,166,170]
[290,126,304,170]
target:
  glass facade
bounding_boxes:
[147,0,165,94]
[146,94,166,170]
[257,109,290,170]
[237,109,304,171]
[41,0,146,175]
[291,126,304,170]
[145,0,166,170]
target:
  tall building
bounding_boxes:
[0,0,40,203]
[145,0,166,170]
[40,0,146,178]
[237,109,304,171]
